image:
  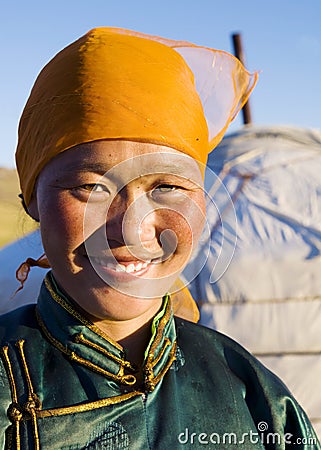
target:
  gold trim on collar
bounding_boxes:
[144,342,177,392]
[142,299,177,392]
[44,273,122,351]
[36,309,137,386]
[42,272,177,392]
[74,333,136,372]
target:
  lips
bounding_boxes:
[91,256,152,273]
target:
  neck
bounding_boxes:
[90,299,162,365]
[118,322,152,368]
[49,272,164,368]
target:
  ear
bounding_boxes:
[19,193,40,222]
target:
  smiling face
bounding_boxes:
[30,140,206,321]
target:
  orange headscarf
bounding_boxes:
[16,27,257,205]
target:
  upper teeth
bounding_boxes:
[92,257,151,273]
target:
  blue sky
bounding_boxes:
[1,0,320,167]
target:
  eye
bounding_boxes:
[151,184,186,202]
[154,184,178,193]
[79,183,110,193]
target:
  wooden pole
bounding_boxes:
[231,33,252,125]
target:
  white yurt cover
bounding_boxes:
[186,125,321,436]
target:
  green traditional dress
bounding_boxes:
[0,273,319,449]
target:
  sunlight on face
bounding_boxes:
[34,140,206,319]
[83,150,206,298]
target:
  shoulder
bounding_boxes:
[174,318,320,446]
[174,317,287,392]
[0,304,40,344]
[175,316,251,356]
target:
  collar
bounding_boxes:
[36,272,177,392]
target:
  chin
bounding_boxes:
[76,284,162,321]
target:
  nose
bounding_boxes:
[123,199,157,246]
[106,188,156,248]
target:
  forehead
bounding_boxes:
[40,140,204,184]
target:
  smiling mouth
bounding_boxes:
[89,256,164,274]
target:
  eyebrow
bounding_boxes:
[61,162,197,176]
[149,164,192,175]
[60,162,112,175]
[58,159,201,185]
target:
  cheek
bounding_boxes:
[158,196,205,252]
[38,194,86,250]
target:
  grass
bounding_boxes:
[0,168,37,248]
